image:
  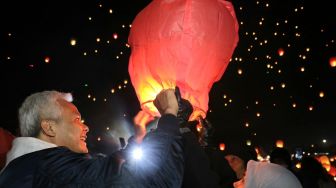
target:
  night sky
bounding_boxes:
[1,0,335,154]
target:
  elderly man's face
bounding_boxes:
[54,99,89,153]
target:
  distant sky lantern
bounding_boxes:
[319,155,331,172]
[278,48,285,56]
[295,163,301,169]
[319,91,324,98]
[128,0,239,119]
[219,143,225,151]
[329,167,336,177]
[246,140,252,146]
[70,39,76,46]
[329,56,336,67]
[276,139,284,148]
[44,56,50,64]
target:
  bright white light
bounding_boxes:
[132,147,143,160]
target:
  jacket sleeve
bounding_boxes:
[34,114,183,187]
[112,114,184,187]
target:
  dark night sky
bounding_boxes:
[1,0,335,154]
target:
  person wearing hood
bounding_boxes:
[233,160,302,188]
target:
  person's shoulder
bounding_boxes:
[246,161,302,188]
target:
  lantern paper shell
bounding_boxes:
[319,155,331,172]
[128,0,239,118]
[330,56,336,67]
[219,143,226,151]
[276,139,284,148]
[278,48,284,56]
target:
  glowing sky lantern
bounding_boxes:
[318,155,331,172]
[330,56,336,67]
[219,143,226,151]
[128,0,239,119]
[278,48,285,56]
[276,139,284,148]
[329,165,336,176]
[44,56,50,64]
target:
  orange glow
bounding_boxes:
[278,48,285,56]
[330,57,336,67]
[276,139,284,148]
[219,143,225,151]
[70,39,76,46]
[134,110,154,127]
[319,155,331,172]
[137,78,174,117]
[328,166,336,176]
[296,163,301,169]
[196,124,202,132]
[44,57,50,63]
[319,91,325,98]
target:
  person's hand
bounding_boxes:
[133,110,153,143]
[153,89,178,116]
[175,86,193,125]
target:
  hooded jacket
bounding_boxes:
[234,160,302,188]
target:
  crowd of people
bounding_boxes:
[0,88,335,188]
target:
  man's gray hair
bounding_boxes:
[19,91,73,137]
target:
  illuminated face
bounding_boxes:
[225,155,246,179]
[233,178,245,188]
[54,99,89,153]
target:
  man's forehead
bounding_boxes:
[57,98,81,115]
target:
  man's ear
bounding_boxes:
[41,120,56,137]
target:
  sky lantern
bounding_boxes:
[278,48,284,56]
[330,56,336,67]
[219,143,226,151]
[276,139,284,148]
[128,0,239,119]
[318,155,331,172]
[70,39,77,46]
[328,165,336,177]
[44,56,50,64]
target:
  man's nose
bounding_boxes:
[83,124,89,133]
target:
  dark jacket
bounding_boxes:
[181,130,221,188]
[0,114,184,188]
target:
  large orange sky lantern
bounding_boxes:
[128,0,239,119]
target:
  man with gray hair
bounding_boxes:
[0,89,184,187]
